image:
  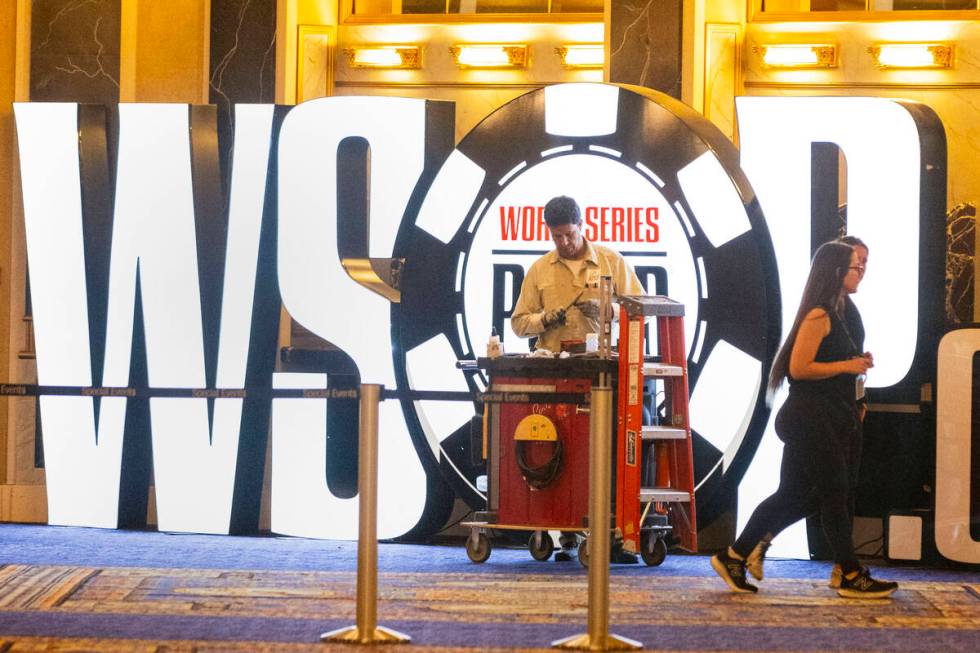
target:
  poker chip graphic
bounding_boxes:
[392,83,780,528]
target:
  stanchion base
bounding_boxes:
[320,625,411,645]
[551,632,642,651]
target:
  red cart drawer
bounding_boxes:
[493,375,592,530]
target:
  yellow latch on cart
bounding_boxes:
[514,414,557,441]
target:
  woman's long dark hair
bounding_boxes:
[767,241,855,398]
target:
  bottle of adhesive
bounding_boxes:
[487,327,502,358]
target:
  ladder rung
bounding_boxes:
[641,426,687,440]
[643,363,684,377]
[640,488,691,502]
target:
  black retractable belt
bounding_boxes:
[0,384,592,404]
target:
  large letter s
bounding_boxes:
[275,96,453,539]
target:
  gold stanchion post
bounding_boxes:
[552,386,641,651]
[321,384,411,645]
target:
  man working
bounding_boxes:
[510,195,644,563]
[511,195,643,352]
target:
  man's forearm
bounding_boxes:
[511,311,546,337]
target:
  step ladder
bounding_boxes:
[616,295,697,555]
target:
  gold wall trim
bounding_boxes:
[334,81,545,89]
[745,80,980,90]
[341,13,602,25]
[14,0,30,101]
[750,10,980,23]
[704,23,741,144]
[297,25,335,103]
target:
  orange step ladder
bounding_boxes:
[615,295,697,562]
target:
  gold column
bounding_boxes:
[276,0,338,105]
[274,1,338,362]
[682,0,706,113]
[120,0,211,103]
[0,0,30,485]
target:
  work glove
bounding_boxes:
[542,308,566,329]
[574,299,602,319]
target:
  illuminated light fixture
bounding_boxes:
[868,43,953,69]
[344,45,421,69]
[754,44,837,69]
[556,44,603,69]
[450,44,528,69]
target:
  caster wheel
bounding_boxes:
[466,532,491,563]
[578,537,589,568]
[640,534,668,566]
[528,531,554,561]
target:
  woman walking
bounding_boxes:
[711,241,898,599]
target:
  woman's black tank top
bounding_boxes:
[788,304,860,403]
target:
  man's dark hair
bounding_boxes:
[543,195,581,228]
[838,234,869,251]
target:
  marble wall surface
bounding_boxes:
[946,203,975,324]
[209,0,277,177]
[30,0,120,103]
[608,0,682,98]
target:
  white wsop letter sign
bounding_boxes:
[274,96,432,539]
[736,97,928,558]
[16,103,124,528]
[738,97,921,384]
[107,104,274,534]
[935,329,980,564]
[16,103,276,533]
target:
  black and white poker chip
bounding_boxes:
[392,83,780,528]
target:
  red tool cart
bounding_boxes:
[463,294,697,566]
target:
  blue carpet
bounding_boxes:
[0,523,976,582]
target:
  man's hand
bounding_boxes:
[574,299,600,319]
[542,308,566,329]
[574,299,613,321]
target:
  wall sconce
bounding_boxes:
[754,44,837,69]
[450,44,528,69]
[868,44,953,69]
[344,45,421,69]
[556,44,603,69]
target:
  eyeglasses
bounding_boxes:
[848,266,866,274]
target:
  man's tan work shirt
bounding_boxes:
[510,240,644,352]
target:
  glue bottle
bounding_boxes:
[487,327,502,358]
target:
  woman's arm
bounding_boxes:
[789,308,870,380]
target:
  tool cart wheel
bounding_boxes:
[528,531,554,561]
[640,533,668,566]
[466,532,492,563]
[577,537,589,568]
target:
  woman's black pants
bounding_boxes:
[732,393,861,574]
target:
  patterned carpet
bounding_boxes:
[0,525,978,651]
